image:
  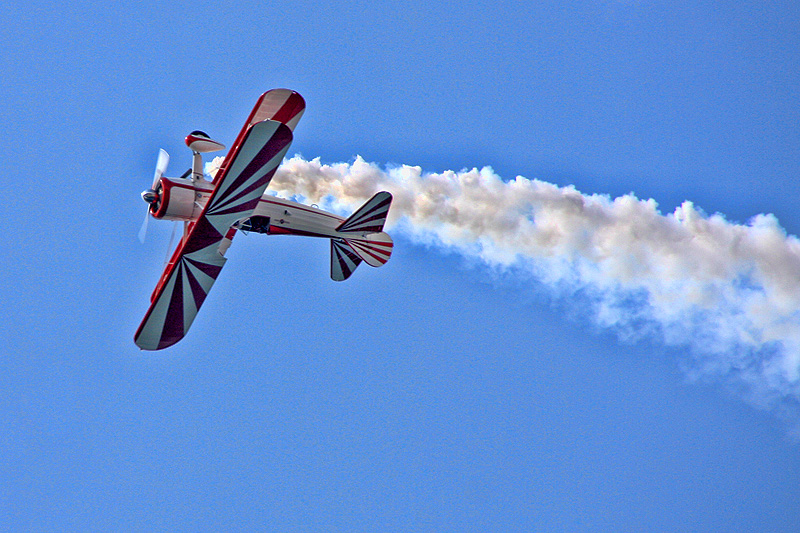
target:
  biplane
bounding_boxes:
[134,89,393,350]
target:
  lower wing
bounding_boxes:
[134,120,293,350]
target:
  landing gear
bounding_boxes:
[237,216,271,234]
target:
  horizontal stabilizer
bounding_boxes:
[344,232,393,267]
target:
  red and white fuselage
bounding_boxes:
[148,174,372,240]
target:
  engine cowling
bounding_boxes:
[151,177,207,221]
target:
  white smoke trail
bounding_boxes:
[265,155,800,424]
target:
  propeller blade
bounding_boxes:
[138,209,150,243]
[152,148,169,189]
[140,149,169,243]
[139,148,169,244]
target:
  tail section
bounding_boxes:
[330,192,394,281]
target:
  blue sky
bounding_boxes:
[3,1,800,530]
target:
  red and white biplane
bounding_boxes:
[135,89,393,350]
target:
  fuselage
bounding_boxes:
[149,174,346,239]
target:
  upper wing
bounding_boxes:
[134,120,293,350]
[213,89,305,184]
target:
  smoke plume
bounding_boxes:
[264,155,800,425]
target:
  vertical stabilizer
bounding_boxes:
[336,192,392,233]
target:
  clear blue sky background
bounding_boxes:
[3,1,800,530]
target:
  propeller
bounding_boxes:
[138,149,170,243]
[152,148,169,188]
